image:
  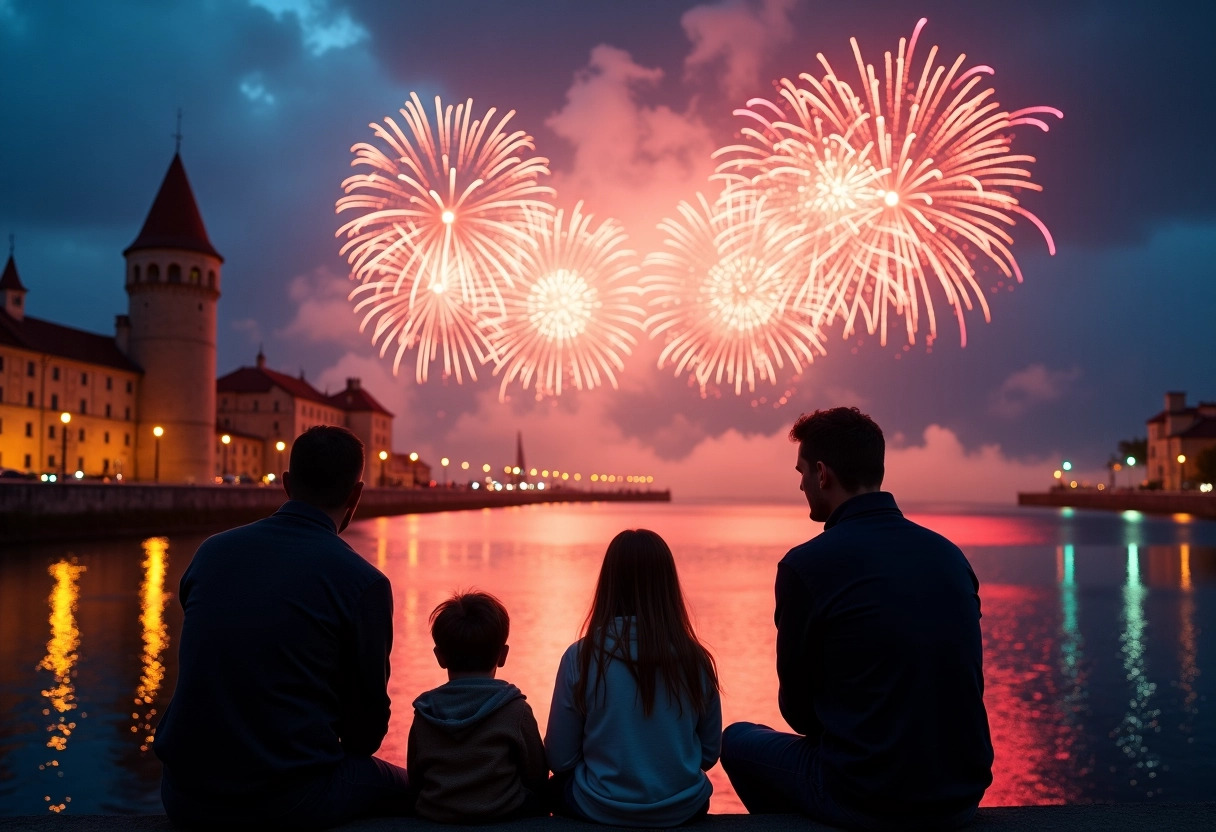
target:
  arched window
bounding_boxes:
[207,270,216,288]
[131,265,141,283]
[189,267,201,284]
[168,263,182,283]
[147,264,160,282]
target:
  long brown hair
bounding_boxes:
[574,529,718,717]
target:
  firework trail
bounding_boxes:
[336,93,552,382]
[716,18,1060,348]
[491,203,645,400]
[643,193,825,395]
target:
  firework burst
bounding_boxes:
[643,194,825,395]
[491,203,645,400]
[716,18,1061,348]
[336,93,553,381]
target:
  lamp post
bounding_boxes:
[440,457,449,486]
[1177,453,1187,490]
[275,440,286,479]
[1126,456,1136,490]
[152,426,164,483]
[378,450,388,487]
[221,434,231,481]
[59,412,71,480]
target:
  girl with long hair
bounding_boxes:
[545,528,721,826]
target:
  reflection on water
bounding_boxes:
[133,538,170,754]
[1,504,1214,814]
[39,559,86,813]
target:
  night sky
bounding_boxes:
[3,0,1213,501]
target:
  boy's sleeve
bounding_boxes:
[696,682,723,771]
[514,702,549,792]
[544,645,584,773]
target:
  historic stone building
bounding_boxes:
[0,152,395,483]
[1146,391,1216,489]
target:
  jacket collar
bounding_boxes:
[823,491,901,530]
[273,499,338,534]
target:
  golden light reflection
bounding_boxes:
[1180,543,1192,591]
[375,517,388,570]
[134,537,170,753]
[39,558,85,813]
[1178,546,1199,734]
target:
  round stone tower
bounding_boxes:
[123,153,222,483]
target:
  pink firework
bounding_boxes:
[717,19,1061,348]
[491,203,645,401]
[643,193,825,396]
[336,93,552,382]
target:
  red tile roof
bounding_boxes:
[124,154,223,261]
[0,313,141,372]
[217,366,330,404]
[325,386,393,416]
[1,255,26,291]
[1179,419,1216,439]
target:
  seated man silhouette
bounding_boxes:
[722,408,993,831]
[155,425,410,830]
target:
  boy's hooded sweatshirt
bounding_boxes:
[408,677,547,823]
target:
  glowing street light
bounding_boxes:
[1125,456,1136,489]
[152,425,164,483]
[378,450,389,487]
[59,412,71,480]
[221,433,231,480]
[440,457,449,486]
[1177,453,1187,490]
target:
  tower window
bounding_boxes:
[49,425,56,439]
[26,392,34,407]
[80,400,87,414]
[81,372,88,385]
[132,265,141,283]
[189,267,201,284]
[124,433,130,446]
[148,264,160,282]
[51,394,58,410]
[124,406,131,420]
[168,263,182,283]
[27,361,34,376]
[25,422,33,437]
[52,367,59,381]
[78,428,84,441]
[104,431,110,444]
[105,403,111,417]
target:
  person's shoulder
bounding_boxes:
[780,531,834,567]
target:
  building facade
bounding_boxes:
[0,153,397,483]
[1146,391,1216,490]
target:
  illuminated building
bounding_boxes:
[0,152,396,482]
[1146,392,1216,490]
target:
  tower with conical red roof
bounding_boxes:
[1,249,28,322]
[123,153,222,483]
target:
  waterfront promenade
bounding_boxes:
[3,804,1215,831]
[0,481,670,542]
[1018,488,1216,519]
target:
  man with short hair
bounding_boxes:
[722,407,993,831]
[155,425,410,829]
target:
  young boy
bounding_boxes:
[407,591,549,823]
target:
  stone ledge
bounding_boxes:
[2,804,1214,832]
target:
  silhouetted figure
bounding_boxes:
[722,408,993,831]
[155,425,409,829]
[407,591,548,822]
[546,529,721,827]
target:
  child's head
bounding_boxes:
[590,528,685,621]
[578,529,718,716]
[429,591,510,676]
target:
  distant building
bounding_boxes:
[217,352,393,481]
[1146,391,1216,489]
[0,152,400,483]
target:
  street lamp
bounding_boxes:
[275,440,286,478]
[152,425,164,483]
[221,433,231,480]
[1177,454,1187,490]
[378,450,388,487]
[440,457,449,486]
[59,412,71,480]
[1126,456,1136,490]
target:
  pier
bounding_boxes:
[0,481,671,543]
[1017,489,1216,519]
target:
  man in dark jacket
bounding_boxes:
[722,407,993,831]
[155,425,410,830]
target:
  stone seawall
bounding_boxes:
[1018,489,1216,519]
[0,482,670,543]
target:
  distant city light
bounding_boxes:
[1062,461,1072,471]
[1126,456,1136,466]
[152,426,164,438]
[276,440,286,452]
[378,450,388,461]
[483,463,491,473]
[74,471,83,479]
[461,461,469,470]
[472,481,480,490]
[409,452,419,462]
[441,457,449,467]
